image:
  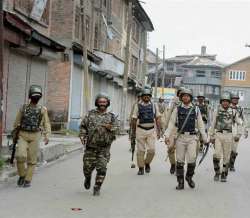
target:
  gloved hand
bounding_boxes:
[234,136,240,142]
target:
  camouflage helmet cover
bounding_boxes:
[29,85,42,98]
[220,92,231,103]
[180,88,193,98]
[177,86,185,96]
[231,92,240,99]
[95,93,110,107]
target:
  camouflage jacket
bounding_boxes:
[209,105,242,137]
[79,109,119,148]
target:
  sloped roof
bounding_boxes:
[182,57,225,68]
[224,56,250,69]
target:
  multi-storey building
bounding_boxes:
[222,56,250,109]
[48,0,154,130]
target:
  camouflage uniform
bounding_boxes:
[80,109,119,194]
[13,85,51,187]
[209,93,242,182]
[230,94,248,171]
[157,98,167,137]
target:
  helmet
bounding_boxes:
[141,88,152,97]
[159,96,164,100]
[197,92,205,98]
[180,88,193,100]
[220,92,231,103]
[205,97,210,104]
[177,86,185,96]
[231,92,240,99]
[29,85,42,98]
[95,93,110,107]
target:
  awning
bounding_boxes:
[4,11,65,52]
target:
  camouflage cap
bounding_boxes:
[29,85,42,98]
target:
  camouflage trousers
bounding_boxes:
[83,146,110,187]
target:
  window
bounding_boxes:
[214,87,220,95]
[85,15,90,44]
[14,0,50,25]
[75,7,81,39]
[103,0,107,7]
[167,63,174,71]
[211,71,221,78]
[229,70,246,81]
[206,86,213,94]
[131,56,138,75]
[239,90,245,101]
[196,70,206,77]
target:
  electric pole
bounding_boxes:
[161,45,166,96]
[80,0,90,114]
[154,48,159,100]
[0,0,4,151]
[120,0,133,131]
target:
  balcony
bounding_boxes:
[94,50,124,77]
[183,77,222,86]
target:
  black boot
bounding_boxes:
[137,167,144,175]
[185,163,196,189]
[93,185,101,196]
[170,164,176,175]
[23,180,31,188]
[213,158,220,182]
[176,162,184,190]
[17,176,25,187]
[84,176,91,190]
[229,152,238,172]
[221,172,227,182]
[145,164,151,173]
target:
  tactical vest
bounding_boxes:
[86,110,117,147]
[215,107,234,132]
[177,106,196,132]
[138,103,155,124]
[198,104,208,123]
[20,105,42,132]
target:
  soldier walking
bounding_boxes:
[13,85,51,188]
[209,92,242,182]
[165,89,208,190]
[157,96,167,138]
[229,93,248,171]
[79,93,119,196]
[196,92,209,153]
[164,87,184,175]
[131,89,161,175]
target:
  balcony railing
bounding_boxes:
[183,77,222,86]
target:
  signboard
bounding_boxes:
[153,88,176,100]
[30,0,48,21]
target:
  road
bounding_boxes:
[0,135,250,218]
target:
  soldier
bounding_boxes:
[229,93,248,171]
[196,92,209,153]
[157,96,167,138]
[131,89,161,175]
[164,89,208,190]
[13,85,51,188]
[79,93,119,196]
[164,87,184,175]
[209,92,242,182]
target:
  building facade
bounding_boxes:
[48,0,154,130]
[222,56,250,109]
[2,0,65,133]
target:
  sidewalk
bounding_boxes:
[0,135,83,183]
